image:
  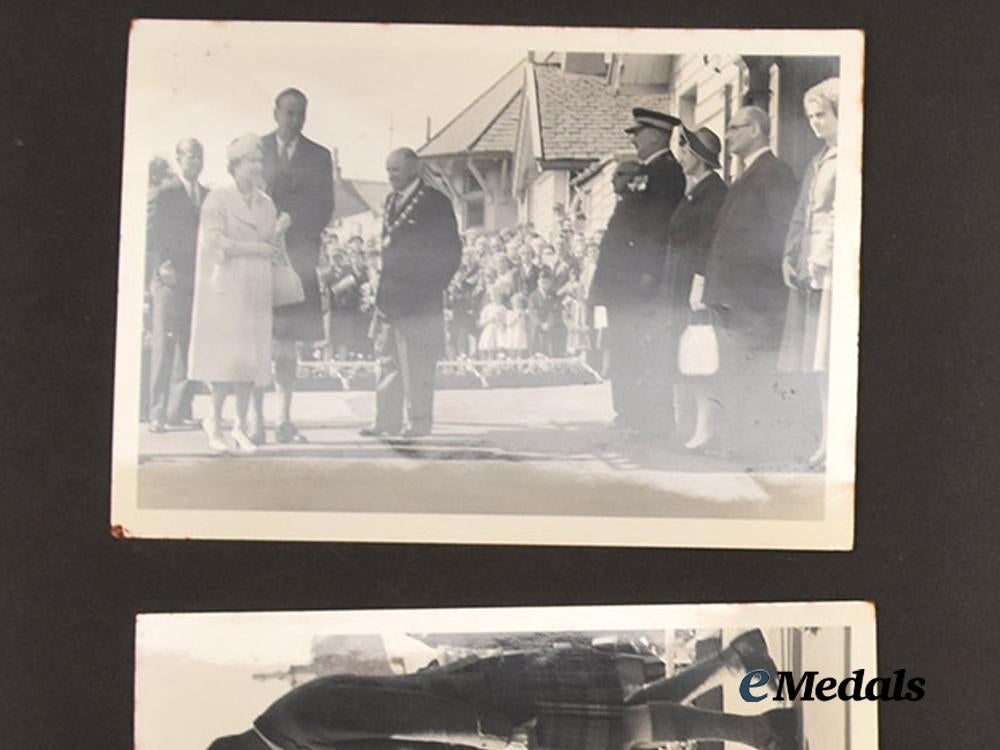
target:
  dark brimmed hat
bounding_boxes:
[625,107,681,134]
[681,124,722,170]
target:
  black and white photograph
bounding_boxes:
[111,22,864,547]
[135,603,877,750]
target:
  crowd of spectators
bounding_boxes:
[316,217,609,367]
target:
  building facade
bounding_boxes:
[421,51,839,239]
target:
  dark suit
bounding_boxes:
[372,180,462,433]
[589,151,685,433]
[146,179,206,424]
[261,132,334,342]
[702,151,798,454]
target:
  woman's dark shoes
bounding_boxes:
[275,421,308,444]
[729,629,780,689]
[762,707,802,750]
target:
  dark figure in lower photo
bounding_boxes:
[208,630,799,750]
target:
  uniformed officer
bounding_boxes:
[589,108,686,438]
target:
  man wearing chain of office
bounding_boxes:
[360,148,462,439]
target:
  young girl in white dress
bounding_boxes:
[477,286,507,359]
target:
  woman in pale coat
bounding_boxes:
[188,134,289,453]
[778,78,839,467]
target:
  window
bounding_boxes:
[679,87,697,126]
[465,197,485,228]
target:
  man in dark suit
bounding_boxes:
[589,109,686,437]
[361,148,462,439]
[145,137,207,432]
[259,87,334,444]
[700,106,798,459]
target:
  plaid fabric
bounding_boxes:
[256,647,665,750]
[416,648,632,750]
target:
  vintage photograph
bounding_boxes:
[111,22,864,547]
[135,603,878,750]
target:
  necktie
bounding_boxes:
[389,192,400,218]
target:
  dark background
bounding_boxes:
[2,0,998,747]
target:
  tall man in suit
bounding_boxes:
[259,87,334,444]
[589,108,686,437]
[146,137,207,432]
[697,106,798,459]
[361,148,462,439]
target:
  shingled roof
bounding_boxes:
[419,61,524,158]
[532,63,674,163]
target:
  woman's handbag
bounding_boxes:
[272,247,305,308]
[677,308,719,376]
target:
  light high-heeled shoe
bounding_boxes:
[683,431,716,452]
[230,427,258,454]
[202,418,228,454]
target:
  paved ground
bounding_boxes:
[136,384,824,519]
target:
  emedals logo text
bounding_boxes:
[739,669,925,703]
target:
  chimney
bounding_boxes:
[426,116,432,142]
[333,147,342,180]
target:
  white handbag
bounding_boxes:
[272,249,305,308]
[678,311,719,376]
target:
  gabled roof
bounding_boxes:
[532,63,674,163]
[419,61,525,158]
[333,176,391,221]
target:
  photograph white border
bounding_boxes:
[111,22,864,549]
[136,601,878,750]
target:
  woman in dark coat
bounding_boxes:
[660,124,728,451]
[207,631,798,750]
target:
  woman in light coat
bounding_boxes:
[778,78,839,467]
[188,134,289,453]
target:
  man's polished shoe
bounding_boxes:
[729,629,780,688]
[148,419,166,434]
[359,426,397,437]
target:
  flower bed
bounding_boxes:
[287,356,601,391]
[473,356,601,388]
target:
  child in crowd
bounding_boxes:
[477,286,508,359]
[505,293,530,358]
[528,270,565,357]
[562,274,591,357]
